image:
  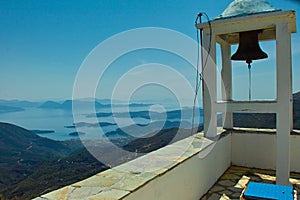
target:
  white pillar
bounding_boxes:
[276,19,292,185]
[202,30,217,138]
[221,43,233,129]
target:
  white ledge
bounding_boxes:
[215,100,279,113]
[34,130,300,200]
[36,131,230,200]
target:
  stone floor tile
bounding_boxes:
[262,179,276,184]
[220,193,230,200]
[290,178,300,185]
[200,194,208,200]
[207,193,222,200]
[232,172,244,176]
[210,185,225,192]
[235,176,250,189]
[291,173,300,179]
[218,180,235,187]
[229,166,248,173]
[230,191,242,199]
[219,190,232,196]
[248,175,262,182]
[255,169,276,176]
[228,187,243,193]
[221,174,241,181]
[200,166,300,200]
[255,173,276,182]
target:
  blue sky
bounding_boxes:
[0,0,299,102]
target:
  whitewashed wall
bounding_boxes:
[124,135,231,200]
[232,133,300,173]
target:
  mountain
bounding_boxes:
[294,91,300,101]
[0,122,71,162]
[0,105,24,114]
[75,98,125,105]
[293,91,300,128]
[0,100,40,108]
[38,100,62,109]
[38,99,154,111]
[0,122,80,199]
[0,121,201,199]
[0,99,154,112]
[10,148,108,199]
[228,91,300,129]
[38,100,109,110]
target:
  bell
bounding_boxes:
[231,30,268,101]
[231,30,268,64]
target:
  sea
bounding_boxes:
[0,106,202,141]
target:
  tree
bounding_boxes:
[0,194,6,200]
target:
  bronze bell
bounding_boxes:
[231,30,268,64]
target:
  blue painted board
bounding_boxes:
[244,182,293,200]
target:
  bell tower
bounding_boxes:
[196,0,296,185]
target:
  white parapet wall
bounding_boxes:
[231,129,300,173]
[123,134,231,200]
[34,129,300,200]
[36,132,231,200]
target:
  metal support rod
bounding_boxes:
[248,63,252,101]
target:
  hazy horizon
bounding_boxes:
[1,0,300,102]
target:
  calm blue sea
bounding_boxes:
[0,106,202,141]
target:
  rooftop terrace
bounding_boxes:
[201,165,300,200]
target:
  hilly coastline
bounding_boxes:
[0,121,197,199]
[0,91,300,199]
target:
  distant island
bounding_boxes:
[38,100,106,110]
[88,108,203,120]
[65,122,117,128]
[0,105,24,114]
[64,125,76,128]
[38,100,153,110]
[86,112,112,118]
[105,120,193,139]
[38,100,61,109]
[0,99,39,109]
[68,131,86,136]
[31,130,55,134]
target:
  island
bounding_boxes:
[68,131,86,136]
[65,122,117,128]
[31,130,55,134]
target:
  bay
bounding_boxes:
[0,106,202,141]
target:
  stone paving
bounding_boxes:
[201,165,300,200]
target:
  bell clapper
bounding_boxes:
[246,59,252,101]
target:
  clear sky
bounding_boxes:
[0,0,299,102]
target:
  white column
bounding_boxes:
[276,19,292,185]
[202,30,217,138]
[221,43,233,129]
